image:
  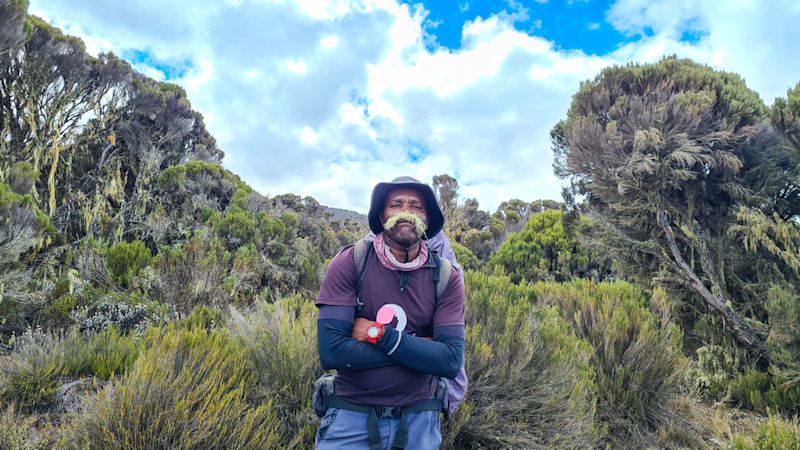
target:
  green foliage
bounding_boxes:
[729,370,800,416]
[460,228,495,261]
[230,296,321,448]
[552,55,798,367]
[765,286,800,379]
[6,161,37,195]
[732,414,800,450]
[66,323,281,449]
[179,305,226,331]
[489,210,611,283]
[445,272,600,449]
[105,240,152,288]
[214,208,256,246]
[0,327,139,413]
[534,281,697,448]
[692,341,750,398]
[155,164,187,191]
[770,82,800,147]
[154,234,229,315]
[0,405,56,450]
[451,241,481,271]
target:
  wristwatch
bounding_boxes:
[366,322,384,345]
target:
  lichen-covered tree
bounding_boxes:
[552,57,800,367]
[0,0,26,62]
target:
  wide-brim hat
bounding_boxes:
[367,176,444,239]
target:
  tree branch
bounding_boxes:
[657,210,770,367]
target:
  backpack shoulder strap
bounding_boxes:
[352,238,373,311]
[431,252,453,305]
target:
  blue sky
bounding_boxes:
[28,0,800,213]
[405,0,637,54]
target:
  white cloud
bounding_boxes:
[319,35,339,49]
[27,0,800,214]
[607,0,800,103]
[284,59,308,74]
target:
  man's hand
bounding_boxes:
[352,317,373,342]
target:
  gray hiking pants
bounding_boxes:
[315,407,441,450]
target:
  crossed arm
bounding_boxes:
[317,305,464,379]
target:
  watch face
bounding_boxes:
[367,326,379,338]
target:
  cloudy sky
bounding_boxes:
[29,0,800,213]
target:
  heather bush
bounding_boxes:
[105,240,152,288]
[488,210,612,283]
[444,272,600,449]
[534,281,698,448]
[0,405,56,450]
[765,285,800,392]
[451,241,481,271]
[230,295,321,448]
[729,370,800,416]
[0,327,139,413]
[66,322,282,449]
[153,234,229,315]
[732,413,800,449]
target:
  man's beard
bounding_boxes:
[383,211,428,243]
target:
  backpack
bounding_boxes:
[354,233,467,415]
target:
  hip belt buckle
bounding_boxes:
[375,405,403,419]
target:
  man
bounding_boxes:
[315,176,466,450]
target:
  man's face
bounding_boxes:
[381,188,429,245]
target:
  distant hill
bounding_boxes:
[325,207,368,229]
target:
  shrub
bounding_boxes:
[70,298,165,336]
[732,413,800,449]
[230,295,321,448]
[534,281,697,449]
[66,323,282,449]
[105,240,152,288]
[0,404,57,450]
[154,234,229,316]
[729,369,800,416]
[214,208,256,247]
[765,286,800,388]
[488,210,612,283]
[444,272,600,449]
[0,327,139,413]
[451,241,481,271]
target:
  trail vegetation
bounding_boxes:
[1,2,800,448]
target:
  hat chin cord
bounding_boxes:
[383,234,419,263]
